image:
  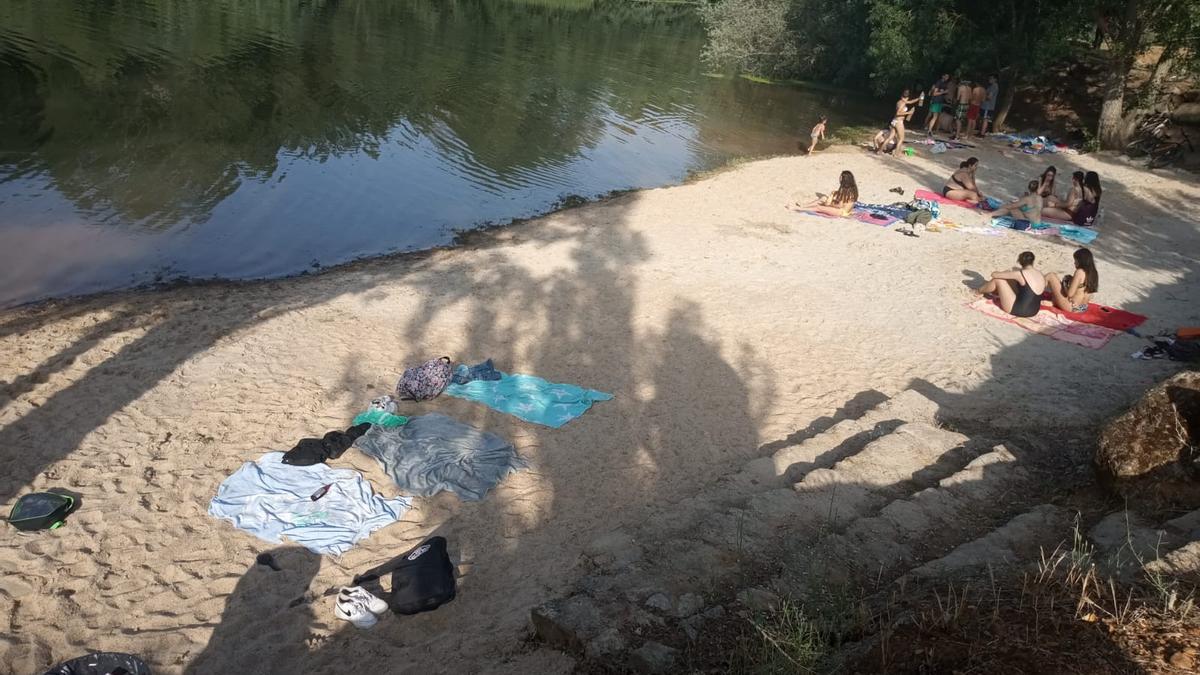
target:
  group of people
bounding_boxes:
[978,247,1099,318]
[925,74,1000,140]
[943,158,1103,228]
[868,74,1001,157]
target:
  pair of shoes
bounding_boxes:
[335,586,389,629]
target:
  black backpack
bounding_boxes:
[353,537,456,615]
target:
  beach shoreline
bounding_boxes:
[2,141,1198,674]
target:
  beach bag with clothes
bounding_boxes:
[353,536,456,615]
[396,357,453,401]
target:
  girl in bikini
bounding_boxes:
[976,251,1046,318]
[1045,247,1098,313]
[879,89,923,158]
[942,157,985,204]
[789,170,859,217]
[1043,171,1101,225]
[1037,166,1058,204]
[991,179,1043,227]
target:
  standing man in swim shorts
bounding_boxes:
[967,80,986,137]
[953,79,972,140]
[980,74,999,136]
[924,74,949,136]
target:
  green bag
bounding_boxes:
[8,492,75,531]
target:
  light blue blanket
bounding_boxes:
[444,372,613,428]
[1058,224,1099,244]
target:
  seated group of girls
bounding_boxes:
[977,247,1099,317]
[947,161,1103,228]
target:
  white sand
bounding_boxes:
[1,142,1198,673]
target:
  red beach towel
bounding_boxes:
[914,189,984,210]
[1041,298,1146,331]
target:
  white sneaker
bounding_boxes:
[334,596,379,629]
[338,586,389,615]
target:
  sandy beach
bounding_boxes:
[2,141,1199,674]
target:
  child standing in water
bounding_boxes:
[807,116,828,155]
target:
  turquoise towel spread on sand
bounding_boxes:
[353,410,409,428]
[444,372,613,428]
[1058,224,1099,245]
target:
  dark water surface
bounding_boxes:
[0,0,875,307]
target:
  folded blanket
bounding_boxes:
[445,371,612,427]
[1041,297,1147,331]
[968,298,1123,349]
[914,189,991,211]
[356,413,527,501]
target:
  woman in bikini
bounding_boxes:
[942,157,985,204]
[991,179,1043,227]
[1045,247,1098,313]
[789,170,859,217]
[879,89,922,158]
[1043,171,1101,225]
[1038,166,1058,205]
[976,251,1045,318]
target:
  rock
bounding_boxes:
[530,595,603,651]
[1168,649,1195,670]
[1096,371,1200,508]
[1145,541,1200,581]
[630,641,678,674]
[585,531,643,570]
[585,628,626,658]
[681,615,702,642]
[644,592,672,612]
[674,592,704,618]
[702,606,726,621]
[737,587,781,613]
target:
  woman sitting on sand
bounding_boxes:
[991,180,1043,227]
[1045,247,1098,313]
[1043,171,1101,226]
[789,170,859,217]
[943,157,985,204]
[976,250,1045,318]
[1038,166,1059,205]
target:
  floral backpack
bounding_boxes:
[396,357,453,401]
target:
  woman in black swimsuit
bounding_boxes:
[976,250,1046,317]
[1038,166,1058,204]
[942,157,985,204]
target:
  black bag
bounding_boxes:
[43,652,151,675]
[353,537,456,615]
[8,492,75,531]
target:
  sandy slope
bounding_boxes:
[1,141,1198,674]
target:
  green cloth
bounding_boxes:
[353,410,409,428]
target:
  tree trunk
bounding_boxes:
[1098,64,1130,150]
[993,68,1019,132]
[1148,45,1175,98]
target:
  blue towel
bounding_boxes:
[444,372,613,428]
[1058,224,1099,244]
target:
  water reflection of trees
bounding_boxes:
[0,0,703,228]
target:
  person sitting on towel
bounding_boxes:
[975,250,1045,318]
[1043,171,1101,226]
[788,170,859,217]
[942,157,986,205]
[1045,247,1098,313]
[991,179,1043,227]
[1037,166,1058,204]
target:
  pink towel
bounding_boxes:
[967,298,1123,350]
[915,189,983,210]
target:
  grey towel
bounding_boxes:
[356,413,527,501]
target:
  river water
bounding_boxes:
[0,0,876,307]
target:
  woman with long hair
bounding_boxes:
[1043,171,1101,225]
[1046,248,1099,313]
[976,250,1045,317]
[789,170,859,217]
[1038,166,1058,204]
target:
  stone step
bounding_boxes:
[903,504,1074,581]
[778,445,1030,595]
[646,423,976,580]
[736,389,940,489]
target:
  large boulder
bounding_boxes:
[1096,371,1200,508]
